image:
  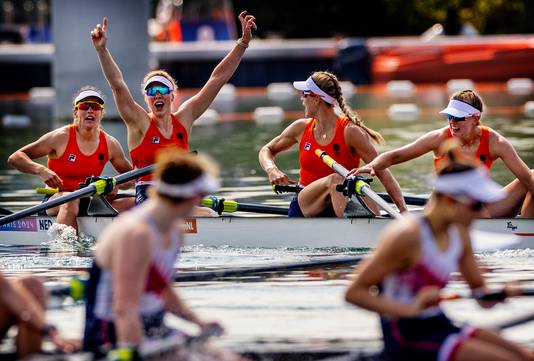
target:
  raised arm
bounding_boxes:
[7,130,64,189]
[259,119,307,185]
[176,11,257,132]
[351,128,444,176]
[91,17,147,129]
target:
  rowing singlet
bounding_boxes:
[90,209,182,321]
[48,125,109,192]
[299,117,361,186]
[381,217,463,317]
[433,126,493,171]
[130,113,189,183]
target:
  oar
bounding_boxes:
[202,196,288,215]
[272,185,429,207]
[49,255,365,299]
[315,149,401,219]
[0,165,154,226]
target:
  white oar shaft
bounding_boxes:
[315,149,401,219]
[359,185,402,219]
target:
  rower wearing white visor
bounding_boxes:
[259,71,406,217]
[83,150,241,361]
[346,142,534,361]
[90,13,256,210]
[7,86,133,233]
[351,89,534,218]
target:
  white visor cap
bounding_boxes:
[439,99,481,118]
[432,167,505,203]
[144,75,174,90]
[73,90,104,105]
[293,76,336,105]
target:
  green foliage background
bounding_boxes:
[231,0,534,38]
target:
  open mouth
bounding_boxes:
[154,101,165,111]
[85,115,96,121]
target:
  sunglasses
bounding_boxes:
[447,114,466,122]
[75,101,104,111]
[146,85,172,96]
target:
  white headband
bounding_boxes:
[73,90,104,105]
[155,174,219,198]
[432,167,505,203]
[439,99,481,118]
[144,75,174,90]
[293,76,336,105]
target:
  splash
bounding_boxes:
[45,223,96,253]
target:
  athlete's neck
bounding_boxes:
[424,202,453,235]
[74,123,100,141]
[315,108,338,132]
[143,198,187,232]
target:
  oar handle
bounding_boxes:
[0,164,154,226]
[315,149,401,219]
[202,196,288,215]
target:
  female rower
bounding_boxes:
[259,71,406,217]
[7,87,133,232]
[83,150,238,360]
[0,273,79,358]
[345,147,534,361]
[91,12,256,206]
[351,89,534,217]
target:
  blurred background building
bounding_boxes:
[0,0,534,120]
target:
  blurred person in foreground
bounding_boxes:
[346,142,534,361]
[83,149,242,361]
[8,87,133,233]
[91,11,256,212]
[0,272,79,358]
[352,89,534,218]
[259,71,406,217]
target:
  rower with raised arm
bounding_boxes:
[259,71,406,217]
[0,273,79,358]
[345,143,534,361]
[82,150,240,361]
[7,87,133,232]
[351,89,534,217]
[91,12,256,209]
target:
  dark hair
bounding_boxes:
[153,149,218,202]
[311,71,385,144]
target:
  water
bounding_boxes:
[1,87,534,355]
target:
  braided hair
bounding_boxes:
[311,71,385,144]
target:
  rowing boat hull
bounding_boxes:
[1,215,534,249]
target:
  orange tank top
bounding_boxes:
[130,113,189,183]
[299,117,361,186]
[48,125,109,192]
[433,125,493,171]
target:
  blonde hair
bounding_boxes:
[141,70,178,93]
[311,71,385,144]
[450,89,484,113]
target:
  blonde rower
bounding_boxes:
[352,89,534,218]
[259,71,406,217]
